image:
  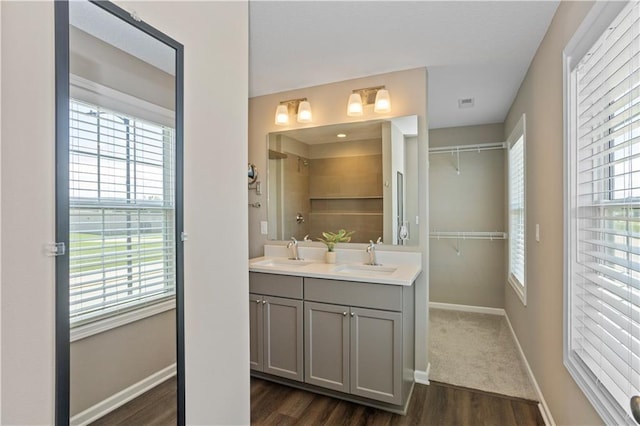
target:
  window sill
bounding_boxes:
[70,298,176,342]
[508,275,527,306]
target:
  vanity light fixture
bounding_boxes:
[374,89,391,113]
[347,86,391,116]
[297,100,312,123]
[347,93,364,116]
[274,98,312,125]
[275,105,289,125]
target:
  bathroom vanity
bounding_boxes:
[249,245,421,414]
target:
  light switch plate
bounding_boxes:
[260,221,268,235]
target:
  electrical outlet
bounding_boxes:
[260,221,268,235]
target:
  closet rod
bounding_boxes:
[429,231,507,240]
[428,142,506,155]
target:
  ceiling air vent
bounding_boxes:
[458,98,475,108]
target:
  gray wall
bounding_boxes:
[70,310,176,415]
[428,124,505,308]
[503,1,602,425]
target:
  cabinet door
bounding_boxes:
[263,296,304,382]
[304,301,349,392]
[249,294,263,371]
[350,307,402,404]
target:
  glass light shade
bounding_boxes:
[374,89,391,113]
[347,93,363,116]
[297,101,312,123]
[275,104,289,125]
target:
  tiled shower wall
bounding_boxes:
[307,154,383,243]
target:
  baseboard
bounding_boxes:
[70,363,176,426]
[414,363,430,384]
[503,315,555,426]
[429,301,505,316]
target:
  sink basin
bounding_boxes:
[253,258,314,268]
[333,264,397,276]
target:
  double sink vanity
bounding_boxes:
[249,244,422,413]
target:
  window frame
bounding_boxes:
[507,114,527,305]
[68,87,178,339]
[563,2,638,424]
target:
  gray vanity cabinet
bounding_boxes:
[304,301,350,393]
[305,301,402,404]
[349,307,402,404]
[249,294,264,371]
[250,271,414,411]
[249,273,304,382]
[304,278,411,406]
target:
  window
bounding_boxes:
[69,98,176,326]
[564,2,640,424]
[508,115,526,304]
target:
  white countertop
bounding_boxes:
[249,248,422,286]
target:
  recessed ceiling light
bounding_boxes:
[337,133,347,138]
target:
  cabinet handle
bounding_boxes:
[255,299,260,304]
[350,312,355,317]
[262,300,266,304]
[343,312,347,316]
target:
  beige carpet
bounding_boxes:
[429,308,538,401]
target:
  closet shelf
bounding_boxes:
[429,142,506,155]
[309,196,383,200]
[309,212,383,216]
[429,231,507,240]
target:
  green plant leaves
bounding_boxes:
[317,229,355,251]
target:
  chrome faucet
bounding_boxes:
[287,237,302,260]
[366,239,382,266]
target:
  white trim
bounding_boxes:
[507,274,526,307]
[429,301,505,316]
[70,363,176,426]
[504,314,556,426]
[507,114,527,306]
[71,298,175,342]
[562,3,639,424]
[563,1,627,73]
[414,363,430,385]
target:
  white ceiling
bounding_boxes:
[249,1,559,129]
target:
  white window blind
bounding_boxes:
[566,2,640,424]
[69,99,176,325]
[508,115,526,304]
[509,135,526,287]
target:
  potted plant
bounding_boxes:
[318,229,355,264]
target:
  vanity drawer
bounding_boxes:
[249,272,303,299]
[304,277,402,311]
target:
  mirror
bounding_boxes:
[55,1,184,423]
[267,116,418,245]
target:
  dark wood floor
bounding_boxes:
[90,378,176,426]
[91,376,544,426]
